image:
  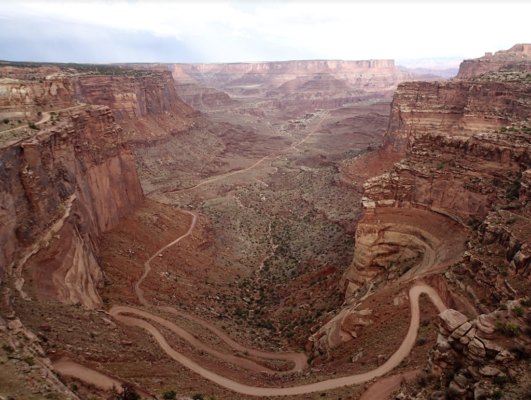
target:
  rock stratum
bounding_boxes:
[457,43,531,78]
[341,46,531,299]
[0,106,143,308]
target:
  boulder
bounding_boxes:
[454,374,469,388]
[439,309,468,332]
[479,338,503,355]
[430,391,446,400]
[468,338,486,357]
[449,380,468,395]
[7,318,23,331]
[450,322,472,340]
[495,349,515,364]
[479,365,500,377]
[476,314,496,339]
[460,327,476,345]
[436,334,452,352]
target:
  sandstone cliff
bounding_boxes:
[383,80,531,153]
[341,68,531,298]
[457,43,531,78]
[71,71,184,120]
[0,106,144,308]
[0,76,75,121]
[117,63,239,110]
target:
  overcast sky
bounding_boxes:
[0,0,529,65]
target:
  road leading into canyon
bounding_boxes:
[111,282,446,396]
[165,112,328,195]
[57,205,448,396]
[126,209,307,374]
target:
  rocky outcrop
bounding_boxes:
[308,307,372,356]
[117,63,239,110]
[341,65,531,297]
[383,79,531,153]
[71,72,184,120]
[457,43,531,78]
[0,77,74,120]
[0,106,144,307]
[424,303,531,399]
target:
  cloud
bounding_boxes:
[0,0,530,63]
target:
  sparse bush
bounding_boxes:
[493,374,509,388]
[23,356,34,366]
[496,321,519,337]
[515,306,525,317]
[109,383,140,400]
[162,389,177,399]
[2,118,8,124]
[2,344,14,353]
[192,394,204,400]
[492,388,503,399]
[28,122,40,130]
[416,337,427,347]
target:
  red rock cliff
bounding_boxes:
[341,60,531,298]
[0,77,75,121]
[383,80,531,153]
[70,71,182,120]
[457,43,531,78]
[0,106,144,307]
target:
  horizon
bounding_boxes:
[1,0,529,65]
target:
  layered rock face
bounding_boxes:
[457,43,531,78]
[383,80,531,153]
[0,106,144,307]
[180,60,410,92]
[71,71,184,120]
[118,63,239,110]
[341,68,531,297]
[176,59,442,113]
[0,76,74,120]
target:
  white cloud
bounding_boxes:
[0,0,530,62]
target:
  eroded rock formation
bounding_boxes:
[0,76,74,121]
[457,43,531,79]
[0,106,144,307]
[342,47,531,298]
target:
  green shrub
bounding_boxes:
[2,118,8,124]
[515,306,525,317]
[496,321,519,337]
[192,394,204,400]
[493,374,509,388]
[162,389,177,399]
[28,122,40,130]
[2,344,14,353]
[23,356,34,366]
[492,388,503,399]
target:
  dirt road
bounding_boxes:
[109,283,446,396]
[56,202,448,397]
[166,112,328,194]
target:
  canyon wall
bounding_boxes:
[118,63,239,110]
[0,106,144,307]
[70,71,183,120]
[383,80,531,153]
[457,43,531,78]
[341,52,531,298]
[0,76,74,120]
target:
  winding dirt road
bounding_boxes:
[125,209,306,374]
[165,112,328,195]
[56,205,448,396]
[109,282,446,396]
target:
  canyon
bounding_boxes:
[1,45,531,400]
